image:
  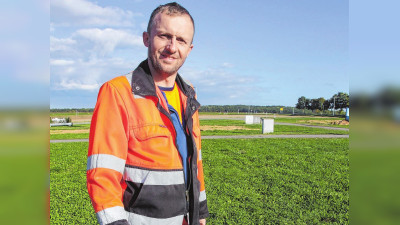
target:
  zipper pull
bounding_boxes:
[186,190,189,202]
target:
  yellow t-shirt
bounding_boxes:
[159,83,183,124]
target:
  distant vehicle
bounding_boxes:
[50,117,72,127]
[51,118,66,123]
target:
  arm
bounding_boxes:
[194,113,210,220]
[87,82,130,225]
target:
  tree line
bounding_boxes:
[50,108,94,112]
[295,92,349,113]
[199,105,301,114]
[51,106,301,114]
[51,91,350,116]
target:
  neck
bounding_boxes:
[148,59,177,87]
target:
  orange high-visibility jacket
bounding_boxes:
[87,60,209,225]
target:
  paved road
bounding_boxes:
[50,134,348,143]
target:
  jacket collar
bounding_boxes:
[131,59,196,99]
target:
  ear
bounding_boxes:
[143,31,149,47]
[187,43,194,55]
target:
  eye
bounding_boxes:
[177,38,186,44]
[158,34,169,39]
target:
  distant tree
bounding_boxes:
[309,99,316,111]
[323,99,331,112]
[318,97,326,111]
[310,99,320,111]
[309,98,325,112]
[305,98,312,110]
[296,96,307,112]
[331,92,349,112]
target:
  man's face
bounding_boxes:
[143,12,194,77]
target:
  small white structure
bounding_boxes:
[51,118,66,123]
[261,118,274,133]
[245,115,262,124]
[50,117,72,127]
[50,123,73,127]
[245,115,254,124]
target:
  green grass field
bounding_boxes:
[50,124,91,130]
[272,117,349,128]
[200,125,348,136]
[50,138,349,224]
[50,119,348,140]
[50,112,93,117]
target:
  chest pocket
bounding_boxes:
[129,123,181,169]
[133,124,170,141]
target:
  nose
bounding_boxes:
[166,37,177,53]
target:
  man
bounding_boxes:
[86,2,209,225]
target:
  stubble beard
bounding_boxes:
[148,45,183,77]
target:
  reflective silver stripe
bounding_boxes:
[96,206,128,225]
[97,206,184,225]
[127,212,184,225]
[198,149,202,161]
[126,72,145,99]
[126,73,146,100]
[124,167,184,185]
[199,190,207,202]
[134,94,145,99]
[125,72,132,86]
[87,154,125,175]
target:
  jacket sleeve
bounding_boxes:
[87,82,130,225]
[194,113,210,219]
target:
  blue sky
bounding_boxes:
[49,0,349,108]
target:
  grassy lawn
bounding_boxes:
[200,125,348,136]
[50,112,93,117]
[50,143,96,224]
[1,154,47,225]
[203,138,349,224]
[50,138,349,224]
[50,124,91,130]
[50,124,91,140]
[50,133,90,140]
[200,118,348,129]
[50,120,348,140]
[272,117,349,128]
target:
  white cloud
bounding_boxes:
[50,56,139,92]
[74,28,143,55]
[50,23,55,32]
[180,63,263,104]
[50,36,76,52]
[222,62,234,68]
[50,59,75,66]
[57,79,99,91]
[51,0,137,27]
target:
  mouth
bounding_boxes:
[160,54,177,62]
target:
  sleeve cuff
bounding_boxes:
[96,206,128,225]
